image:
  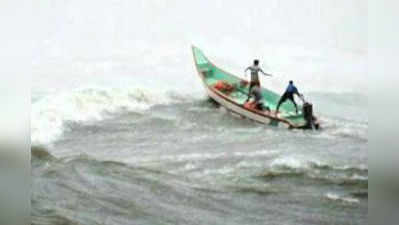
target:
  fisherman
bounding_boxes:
[245,84,269,111]
[244,59,272,102]
[276,80,304,114]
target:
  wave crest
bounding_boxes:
[258,156,368,186]
[324,193,360,204]
[31,87,185,146]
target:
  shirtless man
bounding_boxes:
[244,59,272,102]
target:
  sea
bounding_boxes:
[31,1,367,225]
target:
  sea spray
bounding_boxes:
[31,87,188,146]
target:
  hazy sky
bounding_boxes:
[31,0,366,58]
[27,0,368,94]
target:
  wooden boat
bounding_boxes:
[191,46,320,129]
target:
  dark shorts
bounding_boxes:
[279,92,295,104]
[249,81,260,89]
[249,81,260,94]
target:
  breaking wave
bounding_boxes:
[258,156,368,187]
[324,193,360,204]
[269,156,367,173]
[31,87,190,146]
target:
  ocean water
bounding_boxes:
[31,1,367,225]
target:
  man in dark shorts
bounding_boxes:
[244,85,270,111]
[244,59,272,102]
[276,80,304,114]
[247,85,263,109]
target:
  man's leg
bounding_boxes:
[293,100,298,114]
[245,83,255,102]
[289,96,298,114]
[276,94,287,114]
[255,102,263,110]
[276,101,282,113]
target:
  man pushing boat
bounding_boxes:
[244,59,272,102]
[192,46,320,129]
[276,80,305,114]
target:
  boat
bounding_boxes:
[191,46,320,130]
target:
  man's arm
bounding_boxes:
[294,88,305,102]
[259,68,272,76]
[294,88,301,96]
[298,94,305,103]
[244,67,250,78]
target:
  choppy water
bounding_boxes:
[31,88,367,225]
[31,1,367,224]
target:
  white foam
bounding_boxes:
[31,87,179,146]
[325,193,359,204]
[270,155,326,171]
[233,150,279,157]
[350,174,368,181]
[335,164,368,171]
